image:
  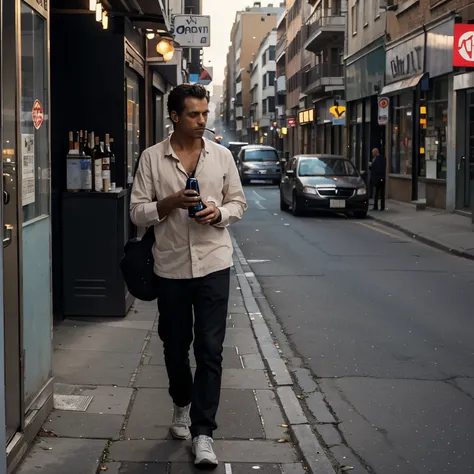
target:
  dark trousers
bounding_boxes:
[373,179,386,210]
[156,268,230,438]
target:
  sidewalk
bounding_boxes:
[15,263,333,474]
[369,200,474,259]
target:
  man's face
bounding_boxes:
[174,97,209,139]
[372,149,378,157]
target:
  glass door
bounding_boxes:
[2,0,23,442]
[126,71,140,185]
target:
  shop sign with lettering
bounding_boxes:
[385,33,425,84]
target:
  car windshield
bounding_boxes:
[298,158,358,177]
[244,149,278,162]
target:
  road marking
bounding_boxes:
[225,463,232,474]
[252,190,266,200]
[255,200,266,209]
[247,259,271,263]
[356,222,404,239]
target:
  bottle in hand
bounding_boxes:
[185,177,205,218]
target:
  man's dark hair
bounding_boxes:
[167,84,209,118]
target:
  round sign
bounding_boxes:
[378,98,389,109]
[32,99,44,130]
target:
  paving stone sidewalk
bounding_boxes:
[16,267,307,474]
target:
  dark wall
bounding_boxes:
[50,12,130,319]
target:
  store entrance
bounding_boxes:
[2,0,23,443]
[458,90,474,211]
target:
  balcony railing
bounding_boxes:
[276,33,287,62]
[304,8,345,51]
[303,63,344,93]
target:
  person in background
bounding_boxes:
[369,148,386,211]
[130,84,247,466]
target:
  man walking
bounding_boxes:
[370,148,386,211]
[130,84,247,466]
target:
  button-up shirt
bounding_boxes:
[130,136,247,279]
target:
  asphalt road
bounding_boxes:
[232,183,474,474]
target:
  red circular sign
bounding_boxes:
[32,99,44,130]
[378,98,389,109]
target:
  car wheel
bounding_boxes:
[354,210,368,219]
[280,193,289,211]
[292,191,302,216]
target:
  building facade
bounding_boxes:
[250,30,278,144]
[223,2,285,142]
[345,0,386,183]
[382,0,473,212]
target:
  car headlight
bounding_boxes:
[356,186,367,195]
[303,186,318,195]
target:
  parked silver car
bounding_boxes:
[280,155,369,218]
[236,145,281,185]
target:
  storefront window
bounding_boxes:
[425,78,448,179]
[391,93,413,175]
[126,71,140,184]
[20,3,50,222]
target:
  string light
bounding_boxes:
[89,0,97,11]
[102,11,108,29]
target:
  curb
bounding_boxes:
[367,214,474,261]
[231,235,337,474]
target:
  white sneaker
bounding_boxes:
[170,403,190,440]
[192,435,218,466]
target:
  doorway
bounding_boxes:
[458,90,474,211]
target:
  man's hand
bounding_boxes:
[157,190,201,218]
[195,202,221,225]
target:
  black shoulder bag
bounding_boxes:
[120,155,159,301]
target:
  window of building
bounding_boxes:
[262,51,267,66]
[373,0,380,18]
[268,46,276,61]
[425,77,448,179]
[268,97,276,113]
[263,74,267,88]
[263,100,267,114]
[268,71,276,86]
[362,0,368,26]
[351,0,359,34]
[390,93,413,175]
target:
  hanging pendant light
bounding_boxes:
[163,50,175,62]
[96,2,102,22]
[89,0,97,11]
[102,11,108,29]
[156,38,174,55]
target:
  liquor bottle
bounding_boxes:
[67,131,81,191]
[92,136,103,192]
[105,134,116,190]
[101,140,110,192]
[109,136,117,189]
[79,130,92,191]
[185,177,205,218]
[84,130,93,158]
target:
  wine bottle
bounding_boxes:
[101,140,110,192]
[92,135,103,192]
[105,134,116,190]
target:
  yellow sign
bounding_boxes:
[281,127,288,135]
[298,108,314,125]
[329,105,346,119]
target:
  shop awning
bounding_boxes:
[380,73,426,96]
[107,0,168,30]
